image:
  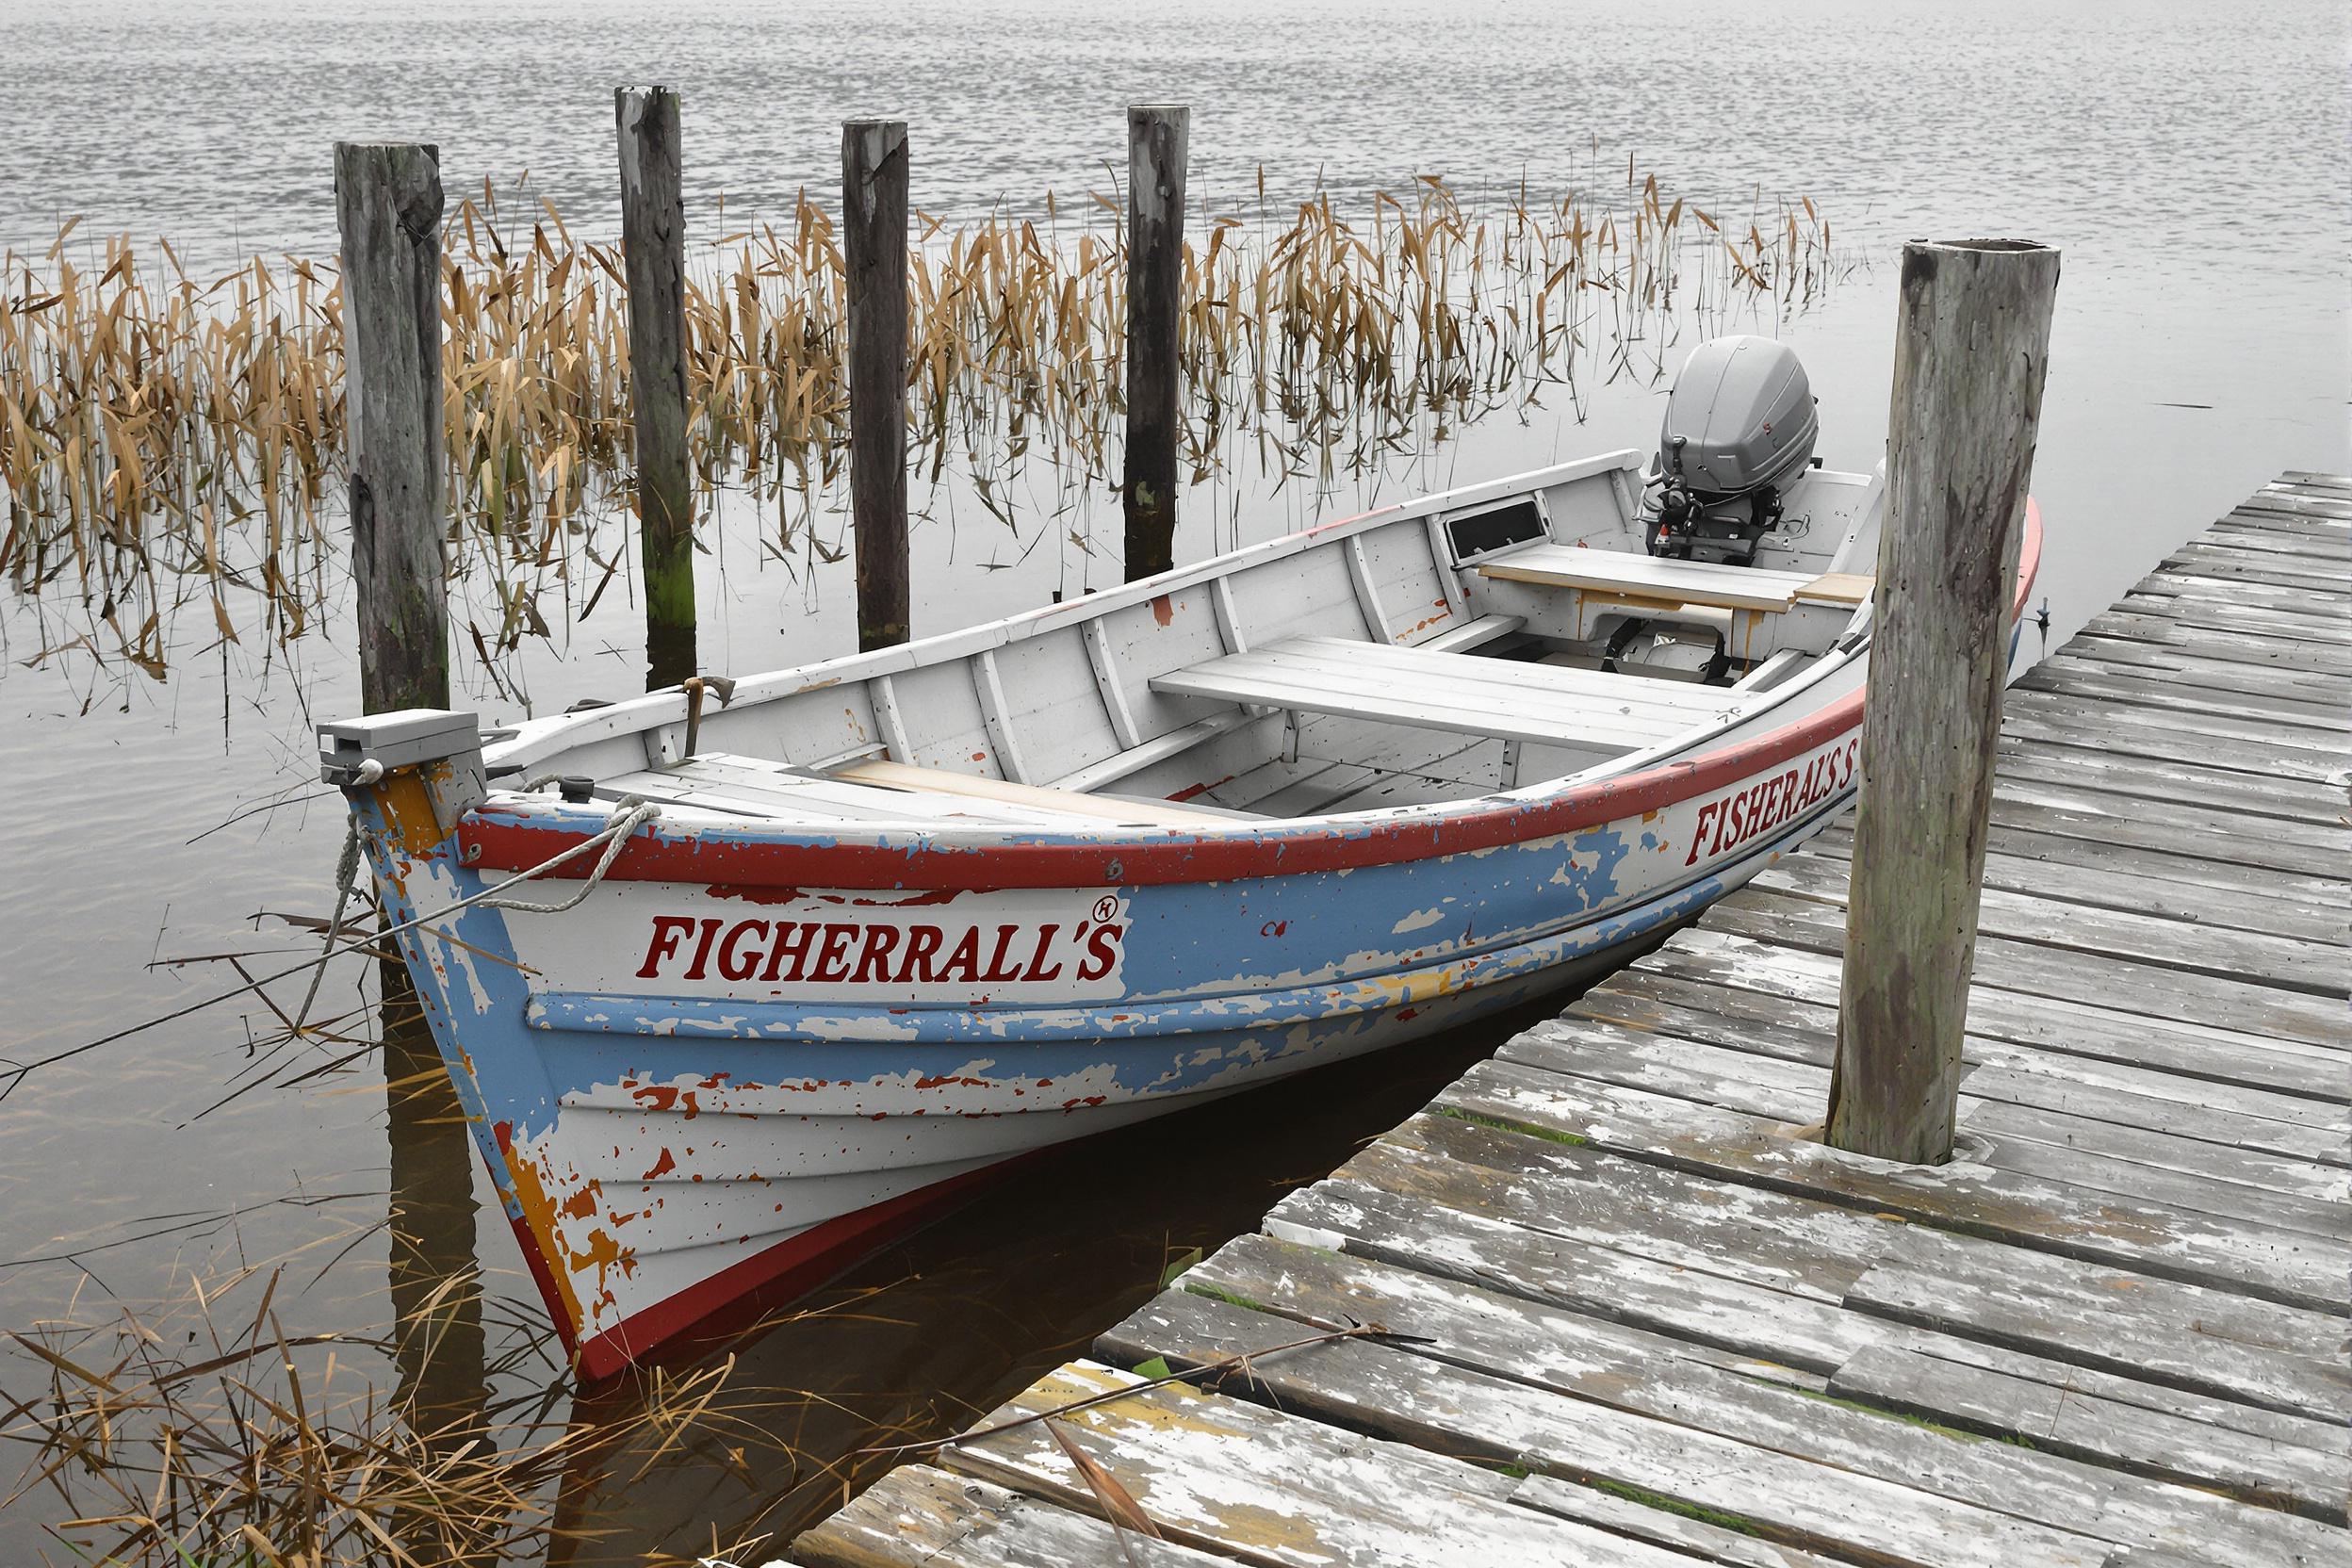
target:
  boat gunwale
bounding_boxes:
[459,503,2039,890]
[482,449,1650,772]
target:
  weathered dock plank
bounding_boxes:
[789,480,2352,1568]
[1587,955,2352,1107]
[795,1465,1239,1567]
[942,1362,1723,1566]
[1122,1245,2350,1546]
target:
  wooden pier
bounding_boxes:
[791,476,2350,1568]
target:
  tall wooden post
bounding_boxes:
[842,118,910,651]
[335,142,449,714]
[616,87,696,690]
[1123,105,1189,582]
[341,148,480,1505]
[1826,238,2060,1165]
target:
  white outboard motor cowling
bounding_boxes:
[1645,335,1819,564]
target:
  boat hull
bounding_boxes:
[352,719,1865,1377]
[338,493,2040,1376]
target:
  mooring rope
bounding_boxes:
[290,815,366,1033]
[467,798,661,915]
[0,794,662,1101]
[307,793,662,954]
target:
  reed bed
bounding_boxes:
[0,1250,792,1566]
[0,170,1840,680]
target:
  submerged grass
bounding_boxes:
[1436,1104,1594,1147]
[1585,1475,1771,1537]
[1,168,1841,683]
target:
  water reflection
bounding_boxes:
[382,968,492,1557]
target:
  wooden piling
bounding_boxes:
[334,142,449,714]
[1122,104,1189,582]
[842,118,910,651]
[1826,237,2061,1164]
[616,87,697,690]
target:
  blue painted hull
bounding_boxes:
[354,746,1856,1375]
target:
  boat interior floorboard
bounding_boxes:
[1207,718,1505,815]
[1303,739,1512,814]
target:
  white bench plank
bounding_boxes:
[1152,636,1739,752]
[600,754,1073,826]
[1044,618,1524,794]
[1286,636,1741,712]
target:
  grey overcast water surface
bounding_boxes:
[1,0,2344,1558]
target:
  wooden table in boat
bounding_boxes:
[1477,542,1873,612]
[1152,632,1745,752]
[1474,542,1872,658]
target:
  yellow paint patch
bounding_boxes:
[1020,1366,1233,1442]
[501,1144,590,1333]
[373,768,448,856]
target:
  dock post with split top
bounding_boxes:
[1123,104,1189,581]
[616,86,697,690]
[1826,237,2061,1165]
[334,141,450,714]
[842,117,910,651]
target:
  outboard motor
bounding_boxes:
[1644,335,1818,565]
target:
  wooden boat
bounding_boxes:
[325,426,2042,1377]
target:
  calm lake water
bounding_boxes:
[2,0,2344,1559]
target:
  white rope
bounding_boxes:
[291,815,366,1032]
[312,794,665,959]
[466,798,662,916]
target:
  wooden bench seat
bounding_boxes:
[837,760,1236,827]
[598,754,1077,826]
[1477,542,1868,612]
[1151,635,1742,753]
[601,753,1230,829]
[1046,613,1527,794]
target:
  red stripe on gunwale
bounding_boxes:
[466,507,2041,893]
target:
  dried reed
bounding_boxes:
[1,1255,773,1566]
[0,170,1839,679]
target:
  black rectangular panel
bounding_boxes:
[1444,498,1547,564]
